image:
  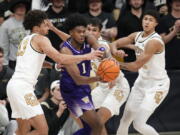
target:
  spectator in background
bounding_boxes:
[0,0,12,25]
[41,80,70,135]
[46,0,70,64]
[0,47,13,135]
[84,0,117,41]
[67,0,88,13]
[116,0,146,62]
[154,0,168,17]
[157,0,180,70]
[0,0,30,69]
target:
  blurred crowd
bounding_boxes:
[0,0,179,135]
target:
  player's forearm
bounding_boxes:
[50,26,70,41]
[74,76,100,85]
[58,53,89,64]
[119,62,139,72]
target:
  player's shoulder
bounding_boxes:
[33,34,50,43]
[60,45,72,55]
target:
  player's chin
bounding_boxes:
[78,39,85,44]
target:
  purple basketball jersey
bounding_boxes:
[60,39,94,117]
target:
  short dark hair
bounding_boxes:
[143,10,160,23]
[64,13,87,32]
[88,18,102,30]
[0,47,4,54]
[23,10,48,30]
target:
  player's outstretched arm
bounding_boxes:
[60,47,101,85]
[118,40,163,72]
[110,32,137,57]
[37,35,103,64]
[47,20,70,41]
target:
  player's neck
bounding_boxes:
[142,30,155,37]
[70,38,82,50]
[171,10,180,18]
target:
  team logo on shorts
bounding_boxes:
[114,89,124,102]
[154,91,163,104]
[24,93,39,106]
[81,96,90,103]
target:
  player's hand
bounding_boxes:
[46,19,54,30]
[0,100,6,105]
[42,61,53,69]
[108,79,116,89]
[86,50,104,60]
[113,49,128,58]
[55,63,64,71]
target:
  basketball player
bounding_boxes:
[59,13,105,135]
[110,10,170,135]
[86,18,130,135]
[6,10,103,135]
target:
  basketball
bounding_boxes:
[97,59,120,82]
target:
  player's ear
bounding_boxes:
[69,30,73,35]
[154,21,158,27]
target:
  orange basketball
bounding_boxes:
[97,59,120,82]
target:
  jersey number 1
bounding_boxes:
[82,63,86,74]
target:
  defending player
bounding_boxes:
[6,10,103,135]
[110,10,170,135]
[59,13,105,135]
[87,18,130,135]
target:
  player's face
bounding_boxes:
[38,20,50,35]
[172,0,180,11]
[86,24,101,39]
[129,0,144,10]
[0,52,3,70]
[70,26,86,44]
[142,15,158,33]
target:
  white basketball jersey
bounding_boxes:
[91,37,110,71]
[91,37,124,88]
[12,34,46,85]
[135,31,167,79]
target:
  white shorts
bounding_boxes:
[7,79,44,119]
[91,74,130,115]
[125,76,170,112]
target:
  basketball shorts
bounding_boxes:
[91,74,130,115]
[61,87,95,117]
[7,79,44,119]
[125,76,170,112]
